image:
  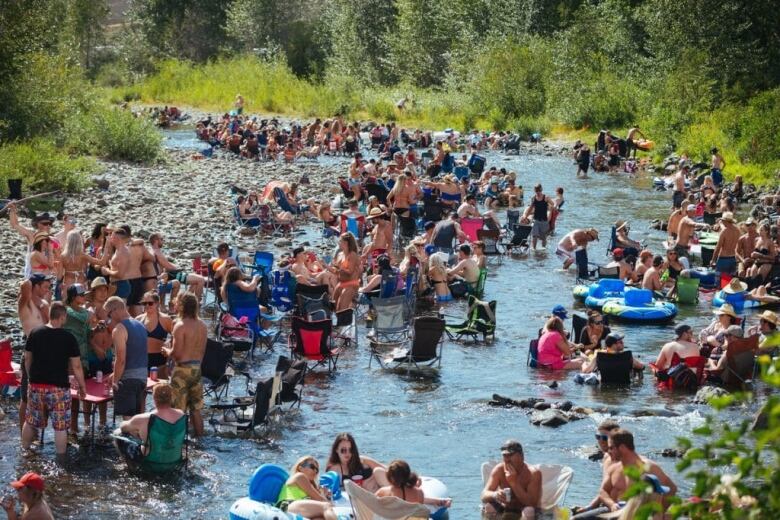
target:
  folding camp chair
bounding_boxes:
[477,229,505,263]
[468,268,488,299]
[379,316,446,371]
[506,224,532,255]
[294,283,331,320]
[445,295,497,342]
[346,480,430,520]
[575,249,598,282]
[289,317,341,372]
[333,307,358,349]
[572,313,588,345]
[422,198,445,223]
[402,266,419,323]
[274,355,306,408]
[596,351,636,386]
[201,338,250,402]
[367,295,411,349]
[221,284,283,355]
[233,202,260,228]
[712,335,759,389]
[340,213,367,243]
[209,377,276,434]
[271,269,296,312]
[460,217,484,243]
[526,338,553,369]
[273,186,304,218]
[0,339,21,397]
[113,414,189,473]
[481,461,573,513]
[506,209,521,230]
[394,215,417,246]
[256,203,292,234]
[674,276,700,304]
[245,251,274,277]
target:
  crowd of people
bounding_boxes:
[3,102,776,519]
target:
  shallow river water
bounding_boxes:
[0,139,758,518]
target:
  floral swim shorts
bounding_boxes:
[27,385,71,431]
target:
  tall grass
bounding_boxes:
[63,107,162,163]
[0,140,97,197]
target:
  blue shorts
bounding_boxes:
[113,280,131,299]
[715,256,736,274]
[436,294,453,302]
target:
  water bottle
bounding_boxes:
[150,367,158,381]
[96,370,103,383]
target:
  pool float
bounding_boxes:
[229,464,449,520]
[601,288,677,323]
[711,278,772,311]
[687,267,719,289]
[582,279,626,309]
[573,284,590,300]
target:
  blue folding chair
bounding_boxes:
[273,187,303,216]
[222,284,282,356]
[271,270,296,312]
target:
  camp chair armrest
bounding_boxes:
[111,434,141,445]
[210,401,250,410]
[219,302,229,313]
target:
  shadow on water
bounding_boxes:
[0,143,757,518]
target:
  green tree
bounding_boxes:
[66,0,110,72]
[391,0,454,88]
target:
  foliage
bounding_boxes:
[0,139,97,196]
[666,356,780,519]
[62,107,162,163]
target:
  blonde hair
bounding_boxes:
[62,230,84,265]
[291,455,319,475]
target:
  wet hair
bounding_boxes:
[217,243,230,253]
[153,383,174,407]
[328,433,363,477]
[387,460,418,489]
[652,255,664,267]
[225,266,243,286]
[49,301,67,321]
[610,429,635,451]
[178,292,199,319]
[598,419,620,432]
[459,244,472,256]
[377,255,392,272]
[545,316,565,335]
[534,183,543,192]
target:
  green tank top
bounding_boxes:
[276,483,308,505]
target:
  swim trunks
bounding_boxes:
[531,220,550,239]
[715,256,737,274]
[170,365,204,412]
[113,279,131,300]
[555,246,574,261]
[127,277,144,306]
[27,384,71,431]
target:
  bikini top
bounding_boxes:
[146,319,168,341]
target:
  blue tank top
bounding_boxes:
[122,318,149,381]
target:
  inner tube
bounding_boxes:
[602,298,677,323]
[687,268,718,289]
[583,279,626,309]
[573,285,589,300]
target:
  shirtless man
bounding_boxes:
[666,207,684,241]
[447,244,480,285]
[572,421,621,517]
[710,147,726,187]
[652,324,700,372]
[148,233,206,301]
[457,195,501,230]
[100,228,132,303]
[363,209,393,258]
[625,126,646,158]
[17,275,52,430]
[675,204,709,259]
[290,247,334,291]
[672,162,688,209]
[481,440,541,519]
[600,429,676,513]
[736,218,758,271]
[711,212,740,274]
[163,292,207,436]
[604,249,633,281]
[556,228,600,270]
[642,256,665,292]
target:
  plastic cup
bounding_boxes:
[351,475,364,488]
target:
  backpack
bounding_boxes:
[668,362,698,391]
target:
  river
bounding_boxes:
[0,132,756,518]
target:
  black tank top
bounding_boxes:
[433,221,456,248]
[532,196,548,221]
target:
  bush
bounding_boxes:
[63,107,162,163]
[0,139,97,196]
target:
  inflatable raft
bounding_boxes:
[601,288,677,323]
[230,464,449,520]
[711,290,766,311]
[579,279,627,309]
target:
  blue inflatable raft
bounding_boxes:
[601,288,677,323]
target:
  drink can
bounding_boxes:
[150,367,158,381]
[503,488,512,502]
[96,371,103,383]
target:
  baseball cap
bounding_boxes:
[501,440,523,456]
[29,273,53,285]
[552,305,568,320]
[10,472,45,492]
[66,283,87,302]
[605,332,625,347]
[686,204,697,212]
[612,248,624,258]
[674,324,692,338]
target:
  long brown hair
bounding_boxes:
[328,432,363,477]
[387,460,418,488]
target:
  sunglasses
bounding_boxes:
[592,320,603,325]
[668,252,678,256]
[595,433,609,441]
[338,447,351,454]
[301,462,319,471]
[142,301,155,306]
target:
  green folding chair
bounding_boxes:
[674,276,700,304]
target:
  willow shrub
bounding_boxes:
[62,107,162,163]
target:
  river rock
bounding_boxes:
[533,401,552,410]
[694,386,730,404]
[530,409,569,428]
[93,178,110,190]
[661,448,685,458]
[552,400,573,411]
[274,238,292,247]
[629,408,680,418]
[583,445,603,461]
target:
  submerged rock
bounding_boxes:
[694,386,730,404]
[530,409,570,428]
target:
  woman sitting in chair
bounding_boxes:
[221,267,261,303]
[326,432,388,492]
[359,255,394,297]
[318,202,340,237]
[275,456,338,520]
[537,317,585,370]
[579,310,610,352]
[376,460,451,509]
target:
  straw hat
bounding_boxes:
[719,212,735,224]
[722,278,748,294]
[366,207,385,219]
[32,231,50,245]
[614,220,628,231]
[90,277,108,290]
[714,303,738,319]
[757,310,779,325]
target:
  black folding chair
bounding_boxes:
[201,339,250,402]
[209,377,276,434]
[596,351,635,386]
[380,316,446,372]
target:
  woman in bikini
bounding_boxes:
[326,432,388,491]
[425,175,461,208]
[428,254,452,303]
[276,456,338,520]
[376,460,451,509]
[331,233,362,312]
[749,222,776,282]
[137,291,174,379]
[60,230,101,298]
[318,202,340,238]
